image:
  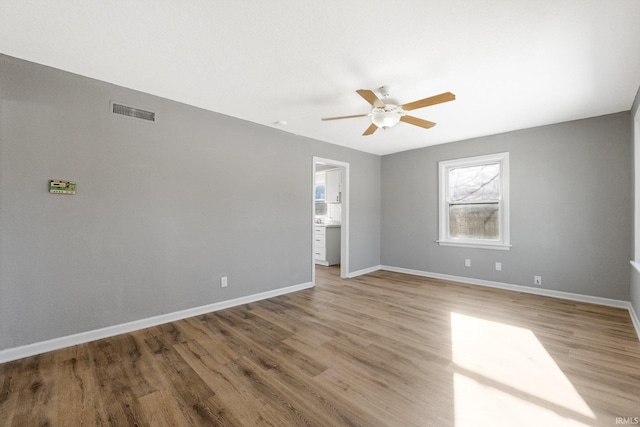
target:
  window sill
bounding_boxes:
[437,240,512,251]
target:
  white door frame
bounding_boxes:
[634,107,640,261]
[312,156,350,284]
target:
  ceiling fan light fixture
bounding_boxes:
[371,111,401,129]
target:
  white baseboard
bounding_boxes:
[630,304,640,340]
[0,281,313,364]
[380,265,639,341]
[380,265,630,308]
[347,265,382,278]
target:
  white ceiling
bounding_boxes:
[1,1,639,155]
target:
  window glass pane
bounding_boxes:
[315,202,327,216]
[449,203,499,239]
[449,163,500,202]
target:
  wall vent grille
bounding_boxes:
[112,103,155,122]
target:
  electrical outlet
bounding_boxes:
[465,259,471,267]
[221,276,228,288]
[534,276,542,285]
[495,262,502,271]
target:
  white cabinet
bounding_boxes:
[325,169,342,204]
[314,226,341,266]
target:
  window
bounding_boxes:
[315,184,326,202]
[438,152,510,250]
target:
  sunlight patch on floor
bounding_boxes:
[450,312,596,427]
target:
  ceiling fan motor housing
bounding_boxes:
[378,86,392,98]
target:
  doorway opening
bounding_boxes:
[312,157,349,284]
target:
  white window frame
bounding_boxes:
[438,152,511,250]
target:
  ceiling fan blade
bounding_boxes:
[400,115,437,129]
[362,123,378,136]
[401,92,455,111]
[321,113,369,121]
[356,89,385,108]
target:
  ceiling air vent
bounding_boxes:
[111,102,156,122]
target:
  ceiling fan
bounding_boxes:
[321,86,455,136]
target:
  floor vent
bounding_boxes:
[112,102,155,122]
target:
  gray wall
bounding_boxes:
[381,112,632,300]
[0,55,381,350]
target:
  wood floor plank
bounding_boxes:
[89,338,152,426]
[0,265,639,426]
[172,340,266,425]
[0,356,19,426]
[51,346,95,426]
[10,355,53,426]
[138,388,194,427]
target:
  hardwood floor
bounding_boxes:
[1,266,639,426]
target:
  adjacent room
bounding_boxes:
[1,2,639,426]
